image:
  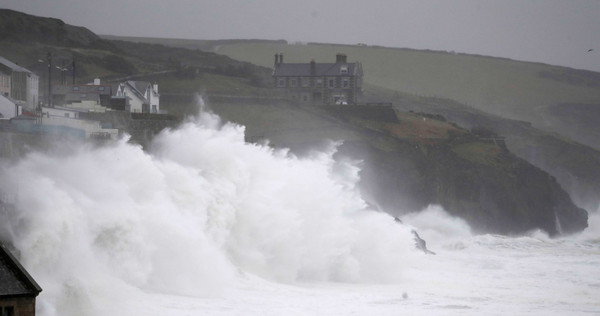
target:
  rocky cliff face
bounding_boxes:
[328,108,588,236]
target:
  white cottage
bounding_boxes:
[115,81,160,113]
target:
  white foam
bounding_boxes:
[0,106,417,315]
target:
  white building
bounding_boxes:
[115,81,160,113]
[0,56,39,110]
[0,94,21,119]
[40,106,118,139]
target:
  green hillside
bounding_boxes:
[199,41,600,150]
[106,37,600,149]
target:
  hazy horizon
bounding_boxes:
[1,0,599,71]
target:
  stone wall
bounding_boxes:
[0,297,37,316]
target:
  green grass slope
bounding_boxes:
[207,42,600,150]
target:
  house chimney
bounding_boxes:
[94,78,100,85]
[336,53,347,63]
[310,58,316,75]
[279,53,283,64]
[153,83,158,93]
[274,53,279,66]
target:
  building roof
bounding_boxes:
[52,84,112,104]
[0,93,18,105]
[121,81,149,102]
[0,56,34,74]
[0,243,42,298]
[53,84,112,95]
[128,81,151,95]
[272,62,359,77]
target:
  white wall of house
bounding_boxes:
[127,92,144,113]
[26,73,39,110]
[121,85,144,113]
[0,94,21,118]
[41,106,118,139]
[0,72,10,97]
[67,100,108,112]
[149,84,159,113]
[43,106,80,119]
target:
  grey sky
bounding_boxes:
[2,0,600,71]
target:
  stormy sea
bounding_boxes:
[1,106,598,316]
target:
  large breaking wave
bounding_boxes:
[0,108,417,315]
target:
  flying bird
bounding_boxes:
[588,49,594,52]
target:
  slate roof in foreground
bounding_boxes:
[0,243,42,298]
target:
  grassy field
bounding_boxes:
[212,42,600,121]
[110,37,600,139]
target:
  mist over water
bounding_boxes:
[0,107,420,315]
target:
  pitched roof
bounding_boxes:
[124,81,150,102]
[129,81,150,94]
[273,62,359,77]
[0,243,42,298]
[0,56,34,74]
[53,84,112,95]
[0,93,18,105]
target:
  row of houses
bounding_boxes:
[0,55,162,140]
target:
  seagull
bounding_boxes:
[588,49,594,52]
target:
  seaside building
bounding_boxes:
[114,81,160,113]
[0,56,39,111]
[272,53,363,105]
[51,78,112,108]
[0,243,42,316]
[0,94,21,119]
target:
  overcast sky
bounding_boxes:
[2,0,600,71]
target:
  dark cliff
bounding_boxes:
[320,106,588,236]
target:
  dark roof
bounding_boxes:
[129,81,151,94]
[273,62,359,77]
[52,84,112,104]
[0,243,42,298]
[53,84,112,95]
[0,56,34,74]
[124,80,150,102]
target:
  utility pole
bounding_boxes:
[47,52,52,107]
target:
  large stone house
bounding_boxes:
[272,53,363,105]
[0,56,39,111]
[0,243,42,316]
[114,81,160,113]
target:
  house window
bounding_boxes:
[64,113,70,118]
[98,86,105,91]
[315,78,323,87]
[3,306,14,316]
[340,66,348,74]
[290,78,298,87]
[328,79,335,88]
[81,94,87,98]
[342,78,349,88]
[277,78,286,87]
[302,77,310,87]
[73,86,79,91]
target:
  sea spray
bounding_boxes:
[0,107,417,315]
